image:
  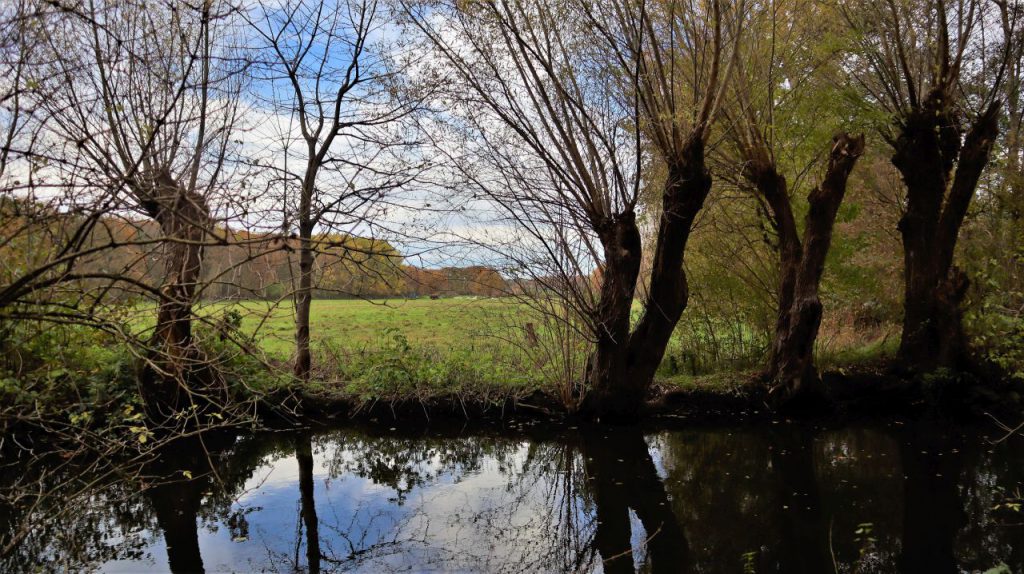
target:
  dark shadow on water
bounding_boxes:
[580,427,690,573]
[2,421,1023,573]
[296,431,321,574]
[770,428,830,574]
[898,422,967,574]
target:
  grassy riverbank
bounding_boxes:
[4,294,1023,453]
[1,296,932,431]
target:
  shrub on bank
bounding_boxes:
[0,312,292,433]
[315,328,540,405]
[0,320,139,428]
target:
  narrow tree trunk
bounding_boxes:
[296,433,321,574]
[766,134,865,410]
[294,176,315,381]
[892,97,999,373]
[581,136,711,422]
[140,170,211,414]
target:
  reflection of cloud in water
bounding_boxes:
[6,424,1024,573]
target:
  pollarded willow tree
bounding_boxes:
[844,0,1019,374]
[717,0,865,408]
[579,0,745,418]
[28,0,248,414]
[405,0,743,420]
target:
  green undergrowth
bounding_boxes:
[4,296,1019,428]
[657,370,760,396]
[304,328,545,406]
[0,321,140,425]
[0,315,293,434]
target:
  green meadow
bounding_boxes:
[192,297,525,359]
[117,296,893,403]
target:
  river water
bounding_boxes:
[1,419,1022,573]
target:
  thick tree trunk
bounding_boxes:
[581,213,643,419]
[892,96,1000,373]
[581,136,711,422]
[764,134,865,410]
[139,170,211,415]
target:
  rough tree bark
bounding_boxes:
[581,137,711,422]
[747,134,865,410]
[584,213,643,420]
[891,92,1000,373]
[138,169,212,413]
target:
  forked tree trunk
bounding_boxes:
[891,94,1000,373]
[581,136,711,422]
[758,134,865,410]
[140,169,211,414]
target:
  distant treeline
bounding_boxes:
[0,199,508,302]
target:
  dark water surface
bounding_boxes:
[2,419,1023,573]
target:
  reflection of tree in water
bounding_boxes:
[0,450,165,571]
[280,429,599,573]
[0,429,283,573]
[580,428,689,573]
[280,427,687,573]
[815,426,903,574]
[655,423,1024,574]
[319,429,523,504]
[956,434,1024,573]
[655,427,783,571]
[904,424,1024,574]
[4,424,1024,573]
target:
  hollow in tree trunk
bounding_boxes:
[581,136,711,422]
[891,93,1000,374]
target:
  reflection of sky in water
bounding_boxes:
[101,439,603,573]
[9,424,1021,573]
